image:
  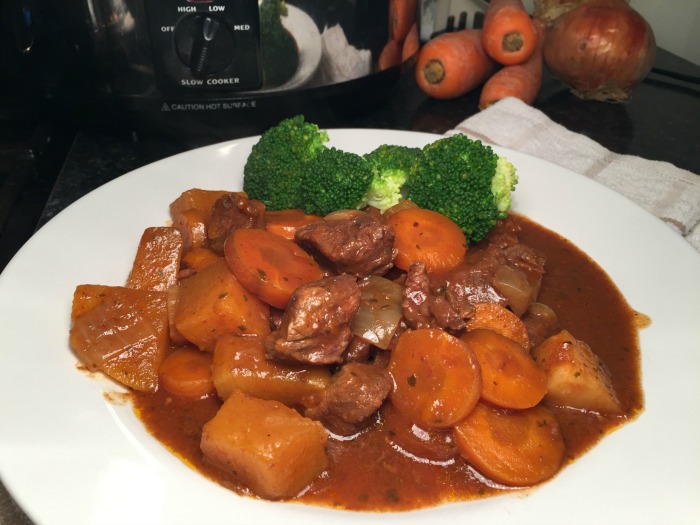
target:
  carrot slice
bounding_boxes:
[482,0,538,66]
[224,228,323,309]
[264,209,322,241]
[453,401,565,486]
[464,302,531,350]
[380,401,458,463]
[415,29,496,100]
[159,347,215,398]
[387,207,467,272]
[388,328,482,429]
[461,329,546,409]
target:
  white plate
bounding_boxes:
[1,129,699,525]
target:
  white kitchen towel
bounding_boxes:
[447,97,700,252]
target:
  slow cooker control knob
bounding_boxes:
[174,15,235,78]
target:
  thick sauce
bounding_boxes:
[132,215,644,511]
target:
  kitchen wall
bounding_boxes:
[632,0,700,66]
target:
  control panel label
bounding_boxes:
[161,101,258,111]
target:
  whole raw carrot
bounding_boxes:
[482,0,538,66]
[479,17,545,108]
[401,22,420,62]
[415,29,496,100]
[389,0,418,42]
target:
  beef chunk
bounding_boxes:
[208,193,265,254]
[402,262,473,331]
[265,274,361,365]
[402,217,546,330]
[343,336,372,363]
[295,210,397,278]
[305,362,392,436]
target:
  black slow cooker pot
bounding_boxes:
[2,0,417,142]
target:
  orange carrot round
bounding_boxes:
[464,302,531,350]
[415,29,496,100]
[479,17,546,108]
[482,0,539,66]
[224,228,323,309]
[453,402,565,486]
[159,347,215,398]
[388,328,482,429]
[461,329,547,409]
[386,207,467,273]
[264,209,322,241]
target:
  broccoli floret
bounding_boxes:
[404,133,518,243]
[492,156,518,213]
[300,147,375,216]
[243,115,329,210]
[362,145,422,212]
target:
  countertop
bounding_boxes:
[38,47,700,230]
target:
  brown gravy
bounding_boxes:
[132,214,644,511]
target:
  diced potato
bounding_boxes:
[126,227,183,292]
[166,285,189,346]
[532,330,622,414]
[173,208,208,252]
[174,259,270,351]
[200,389,328,500]
[169,189,232,229]
[181,247,221,273]
[212,333,330,405]
[69,284,169,392]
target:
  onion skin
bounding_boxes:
[542,0,656,102]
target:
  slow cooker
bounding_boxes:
[2,0,418,141]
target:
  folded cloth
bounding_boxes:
[447,97,700,252]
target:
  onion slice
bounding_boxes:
[350,275,404,350]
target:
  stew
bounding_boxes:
[71,202,648,511]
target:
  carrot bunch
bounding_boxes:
[415,0,546,109]
[378,0,421,71]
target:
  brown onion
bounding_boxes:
[543,0,656,102]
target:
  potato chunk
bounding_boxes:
[169,188,230,229]
[174,259,270,351]
[70,284,169,392]
[126,226,183,292]
[532,330,622,414]
[212,333,330,406]
[200,390,328,500]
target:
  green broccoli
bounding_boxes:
[362,145,422,212]
[404,133,518,243]
[300,147,375,216]
[243,115,329,210]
